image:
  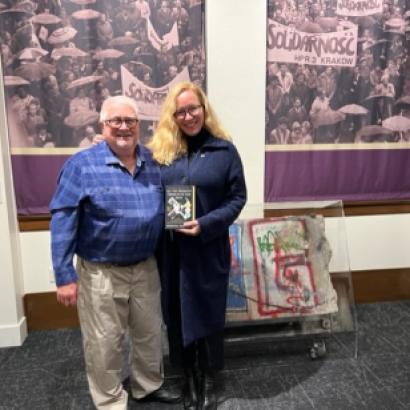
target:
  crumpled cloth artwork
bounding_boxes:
[226,216,338,323]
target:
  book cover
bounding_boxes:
[165,185,196,229]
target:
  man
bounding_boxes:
[267,116,290,145]
[78,125,96,148]
[287,97,308,125]
[96,12,114,45]
[50,96,180,409]
[134,0,151,19]
[289,73,311,110]
[10,86,34,122]
[266,75,283,131]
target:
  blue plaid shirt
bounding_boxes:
[50,141,164,286]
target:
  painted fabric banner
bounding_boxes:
[265,0,410,202]
[0,0,205,214]
[226,217,338,323]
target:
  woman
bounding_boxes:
[22,99,46,146]
[148,82,247,410]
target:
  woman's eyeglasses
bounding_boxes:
[173,104,203,120]
[105,117,139,128]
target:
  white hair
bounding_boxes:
[99,96,139,122]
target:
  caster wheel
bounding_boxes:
[321,318,331,330]
[310,340,326,359]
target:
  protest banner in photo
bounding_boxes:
[146,19,179,52]
[122,66,190,121]
[267,20,358,67]
[336,0,383,17]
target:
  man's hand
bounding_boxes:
[56,282,78,307]
[93,134,105,145]
[176,220,201,236]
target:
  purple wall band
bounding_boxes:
[265,149,410,202]
[11,155,69,215]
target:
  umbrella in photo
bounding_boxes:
[382,115,410,132]
[384,29,405,36]
[108,35,138,47]
[385,18,405,29]
[316,17,339,31]
[311,109,345,127]
[66,75,104,91]
[355,125,394,142]
[365,93,394,103]
[0,7,33,19]
[363,39,388,50]
[70,0,96,5]
[3,75,30,86]
[31,12,61,25]
[93,49,124,60]
[14,0,36,13]
[129,61,153,75]
[356,125,393,138]
[299,21,322,33]
[338,20,356,29]
[356,16,376,28]
[64,110,99,128]
[18,47,48,60]
[15,61,56,81]
[72,9,101,20]
[51,47,88,59]
[14,21,34,37]
[48,27,77,45]
[137,51,155,66]
[338,104,368,115]
[395,96,410,106]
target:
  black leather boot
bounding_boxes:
[183,368,199,410]
[199,371,217,410]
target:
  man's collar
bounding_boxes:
[102,141,144,167]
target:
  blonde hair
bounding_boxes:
[147,82,231,165]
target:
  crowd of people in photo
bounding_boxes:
[266,0,410,144]
[0,0,205,147]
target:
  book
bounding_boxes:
[165,185,196,229]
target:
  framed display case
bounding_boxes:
[225,200,357,359]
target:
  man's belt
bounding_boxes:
[109,258,147,267]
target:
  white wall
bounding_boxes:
[19,213,410,294]
[325,214,410,272]
[206,0,266,218]
[2,1,410,335]
[0,68,27,347]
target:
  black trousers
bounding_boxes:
[166,237,224,372]
[168,325,225,372]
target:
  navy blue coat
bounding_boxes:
[158,130,247,347]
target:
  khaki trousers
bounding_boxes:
[76,257,164,410]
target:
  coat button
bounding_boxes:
[182,177,188,184]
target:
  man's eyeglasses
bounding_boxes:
[105,117,139,128]
[173,104,203,120]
